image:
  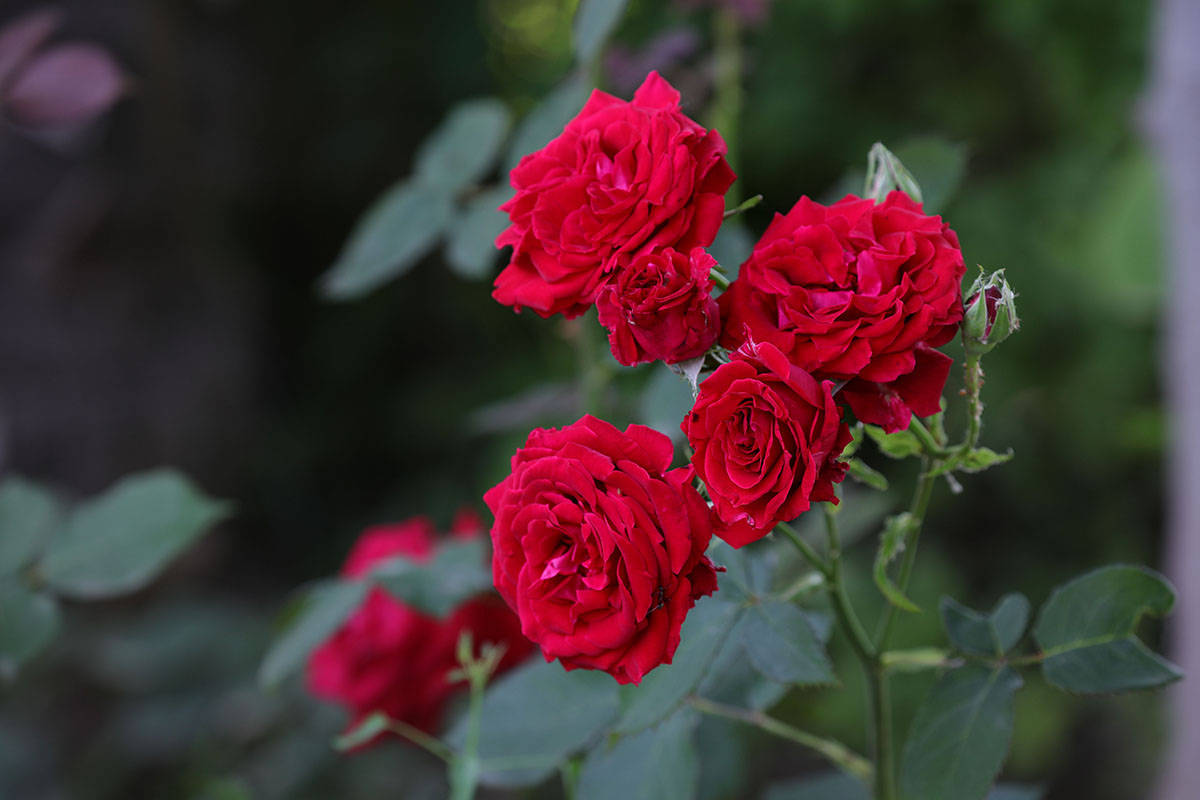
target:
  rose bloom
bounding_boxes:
[595,246,720,366]
[493,70,735,318]
[719,191,966,432]
[683,341,851,547]
[484,415,719,684]
[307,516,532,740]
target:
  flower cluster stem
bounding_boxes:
[687,695,873,783]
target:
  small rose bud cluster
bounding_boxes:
[487,71,1012,685]
[963,269,1019,356]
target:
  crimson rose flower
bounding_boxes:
[307,516,532,740]
[595,246,720,366]
[484,415,719,684]
[683,341,851,547]
[493,71,735,318]
[719,191,966,432]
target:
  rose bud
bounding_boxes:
[493,71,736,319]
[595,246,720,366]
[963,270,1019,355]
[485,416,719,684]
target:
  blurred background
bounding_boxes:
[0,0,1191,798]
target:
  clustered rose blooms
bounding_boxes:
[493,71,735,320]
[595,246,720,366]
[307,516,532,739]
[484,416,718,685]
[719,191,966,432]
[684,341,851,547]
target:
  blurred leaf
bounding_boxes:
[708,220,754,283]
[573,0,629,65]
[0,579,59,675]
[873,513,920,613]
[445,185,513,279]
[505,74,591,171]
[40,469,230,599]
[414,98,512,192]
[1032,564,1181,693]
[864,425,922,459]
[469,382,576,434]
[578,710,698,800]
[258,578,368,688]
[640,364,693,443]
[372,538,493,617]
[940,593,1030,657]
[698,613,789,712]
[191,777,254,800]
[0,476,61,575]
[446,659,620,787]
[762,772,868,800]
[865,141,923,204]
[320,180,455,300]
[616,598,740,734]
[841,423,865,458]
[5,43,125,128]
[708,538,775,603]
[891,137,968,214]
[741,601,834,686]
[899,665,1022,800]
[846,458,888,491]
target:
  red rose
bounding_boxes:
[683,341,851,547]
[595,246,720,366]
[307,518,532,740]
[493,71,736,318]
[484,415,719,684]
[719,191,966,432]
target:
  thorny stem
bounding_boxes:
[687,696,873,783]
[960,352,984,454]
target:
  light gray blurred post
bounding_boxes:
[1149,1,1200,798]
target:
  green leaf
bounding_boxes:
[413,98,512,192]
[864,141,923,204]
[258,578,369,688]
[940,593,1030,657]
[740,601,835,686]
[573,0,629,65]
[707,538,775,604]
[616,598,740,734]
[445,186,513,279]
[371,537,493,617]
[930,447,1014,477]
[40,469,230,599]
[763,772,868,800]
[873,513,920,612]
[505,74,591,171]
[320,180,455,300]
[864,425,922,459]
[447,659,620,787]
[697,613,789,712]
[840,424,865,459]
[1032,564,1182,693]
[0,579,60,676]
[899,665,1023,800]
[846,458,888,491]
[0,477,61,575]
[578,710,698,800]
[891,137,967,214]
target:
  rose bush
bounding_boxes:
[492,71,735,318]
[595,245,720,366]
[307,517,532,739]
[719,191,966,432]
[683,340,850,547]
[484,415,718,684]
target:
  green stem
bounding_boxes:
[875,461,938,649]
[960,353,984,454]
[775,520,831,579]
[449,673,486,800]
[776,570,826,603]
[688,696,873,783]
[870,663,897,800]
[908,417,954,458]
[709,268,731,291]
[576,309,608,415]
[881,647,959,674]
